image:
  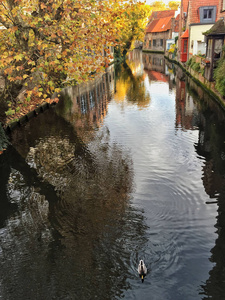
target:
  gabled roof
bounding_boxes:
[152,17,172,32]
[146,19,159,33]
[174,14,180,32]
[181,29,189,38]
[204,18,225,36]
[146,16,173,33]
[150,10,176,20]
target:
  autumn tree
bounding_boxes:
[114,2,150,59]
[114,0,180,59]
[168,1,180,10]
[0,0,178,123]
[149,1,167,11]
[0,0,130,119]
[149,0,180,11]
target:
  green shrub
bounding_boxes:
[200,67,205,76]
[192,62,201,72]
[186,57,193,67]
[214,56,225,96]
[5,109,15,116]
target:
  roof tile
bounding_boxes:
[146,19,159,33]
[146,16,173,33]
[181,29,189,38]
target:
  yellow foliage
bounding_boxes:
[0,0,151,112]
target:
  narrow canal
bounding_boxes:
[1,50,225,300]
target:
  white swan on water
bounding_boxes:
[138,260,147,282]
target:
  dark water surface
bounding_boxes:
[1,50,225,300]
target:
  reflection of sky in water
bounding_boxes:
[104,58,219,299]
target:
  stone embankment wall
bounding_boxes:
[165,51,225,111]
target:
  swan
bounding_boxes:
[138,259,147,282]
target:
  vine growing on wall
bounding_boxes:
[214,45,225,97]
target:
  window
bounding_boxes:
[160,39,163,47]
[199,6,216,23]
[223,0,225,11]
[149,40,151,47]
[203,8,213,19]
[183,40,187,53]
[207,38,212,60]
[167,42,172,50]
[153,39,156,46]
[214,39,223,59]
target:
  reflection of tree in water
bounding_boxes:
[201,188,225,300]
[197,117,225,299]
[114,62,150,108]
[26,136,75,192]
[26,126,134,242]
[0,123,147,299]
[0,123,9,151]
[188,79,225,299]
[0,167,54,300]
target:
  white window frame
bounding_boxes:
[222,0,225,11]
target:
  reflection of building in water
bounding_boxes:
[142,52,170,84]
[128,49,142,62]
[192,90,225,299]
[127,50,143,76]
[60,65,115,136]
[142,52,181,92]
[143,52,165,74]
[164,62,177,90]
[175,73,199,130]
[174,70,225,299]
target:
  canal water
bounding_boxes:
[1,50,225,300]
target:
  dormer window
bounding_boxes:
[203,8,213,19]
[199,6,216,23]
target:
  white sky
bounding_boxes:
[142,0,171,5]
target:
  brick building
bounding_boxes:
[178,0,219,62]
[178,0,189,61]
[143,10,179,53]
[203,0,225,80]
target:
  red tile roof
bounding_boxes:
[183,0,189,13]
[175,14,180,20]
[146,19,159,33]
[174,15,180,32]
[150,10,176,20]
[181,29,189,38]
[146,70,168,82]
[153,17,172,32]
[146,16,173,33]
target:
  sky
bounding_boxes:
[143,0,171,4]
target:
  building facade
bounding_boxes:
[143,10,178,53]
[204,0,225,80]
[178,0,219,62]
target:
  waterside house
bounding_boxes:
[203,0,225,81]
[178,0,219,63]
[143,10,179,53]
